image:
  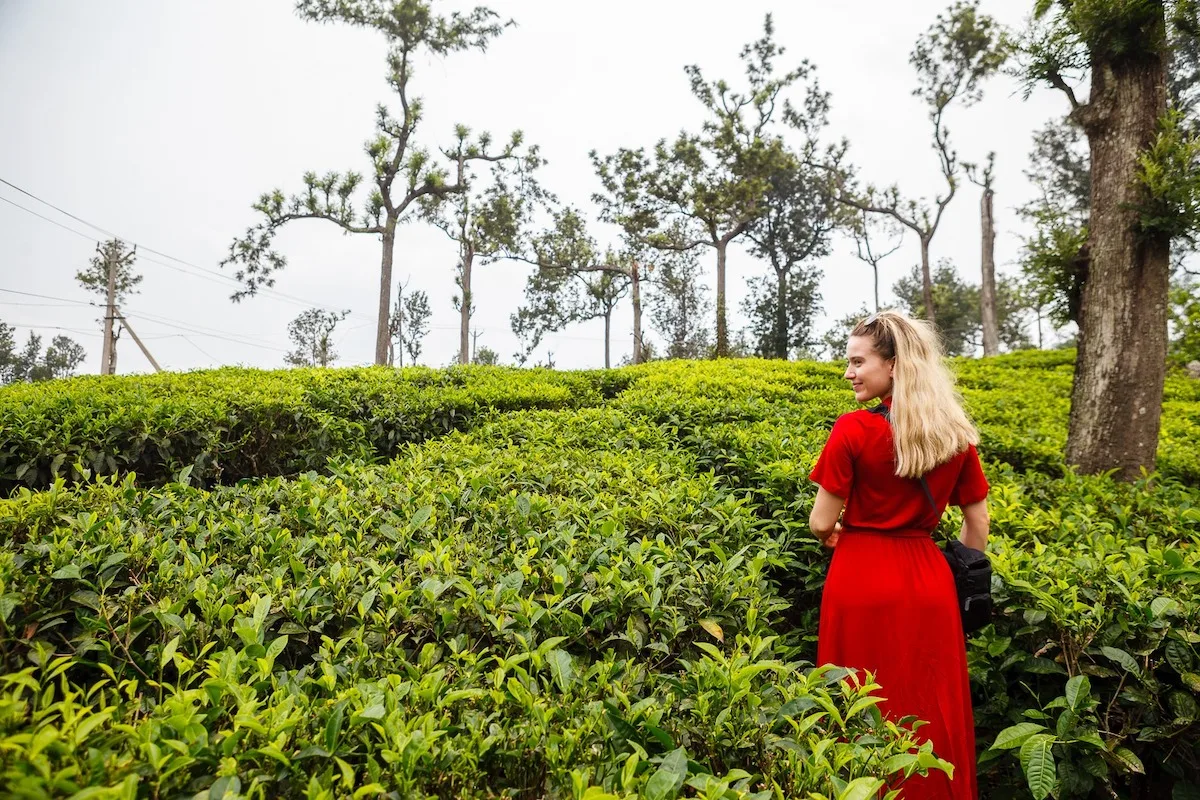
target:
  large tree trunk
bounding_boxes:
[774,265,788,359]
[980,185,1000,357]
[459,248,474,366]
[1067,52,1170,479]
[630,263,643,364]
[374,219,398,366]
[715,243,727,358]
[919,237,936,326]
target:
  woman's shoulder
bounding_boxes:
[830,408,885,435]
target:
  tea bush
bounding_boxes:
[1,355,1199,798]
[0,412,946,798]
[0,366,608,495]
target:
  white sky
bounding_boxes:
[0,0,1068,373]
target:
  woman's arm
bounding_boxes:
[959,499,989,551]
[810,487,846,548]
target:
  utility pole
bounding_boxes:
[471,327,483,364]
[99,242,117,375]
[114,310,162,372]
[396,280,404,368]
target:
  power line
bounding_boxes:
[123,314,291,353]
[0,301,90,309]
[0,287,96,305]
[0,175,375,321]
[0,195,97,243]
[0,177,122,239]
[3,322,97,335]
[122,305,280,341]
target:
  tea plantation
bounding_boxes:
[1,353,1198,799]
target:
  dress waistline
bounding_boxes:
[840,526,932,539]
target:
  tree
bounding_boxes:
[592,15,823,357]
[423,132,544,365]
[821,306,872,362]
[1016,0,1200,478]
[839,1,1007,325]
[42,336,87,380]
[744,153,844,359]
[512,208,647,368]
[895,263,1034,355]
[741,266,822,359]
[401,289,431,366]
[388,282,431,367]
[646,247,712,361]
[76,239,141,304]
[0,323,86,384]
[1169,276,1200,364]
[894,261,979,356]
[221,0,520,366]
[965,153,1000,355]
[77,238,141,375]
[472,344,500,366]
[850,209,904,313]
[285,308,349,367]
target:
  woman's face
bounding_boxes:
[844,335,894,403]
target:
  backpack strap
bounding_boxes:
[868,403,940,527]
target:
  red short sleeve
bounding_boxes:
[809,415,857,499]
[949,444,989,506]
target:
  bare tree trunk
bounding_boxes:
[774,266,788,359]
[459,248,474,366]
[873,267,880,313]
[375,219,398,366]
[630,263,643,364]
[980,186,1000,356]
[919,237,936,325]
[603,310,611,369]
[715,243,727,357]
[1067,52,1170,479]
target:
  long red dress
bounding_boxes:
[809,398,989,800]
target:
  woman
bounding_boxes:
[808,310,990,800]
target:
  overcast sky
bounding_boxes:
[0,0,1069,373]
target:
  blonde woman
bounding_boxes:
[808,310,990,800]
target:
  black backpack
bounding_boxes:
[868,404,993,634]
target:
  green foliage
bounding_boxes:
[284,308,349,368]
[891,262,1032,356]
[0,365,609,494]
[1019,211,1089,328]
[1136,108,1200,242]
[75,239,141,306]
[388,285,431,366]
[0,325,86,386]
[910,0,1010,111]
[1170,278,1200,363]
[645,246,712,361]
[0,405,946,798]
[1,356,1199,796]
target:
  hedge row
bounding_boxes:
[0,365,623,495]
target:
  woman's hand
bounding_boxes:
[821,522,842,549]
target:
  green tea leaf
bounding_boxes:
[1019,734,1056,799]
[644,748,687,800]
[1065,675,1091,711]
[991,723,1047,750]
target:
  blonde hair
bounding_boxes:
[851,310,978,478]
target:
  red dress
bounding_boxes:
[809,399,989,800]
